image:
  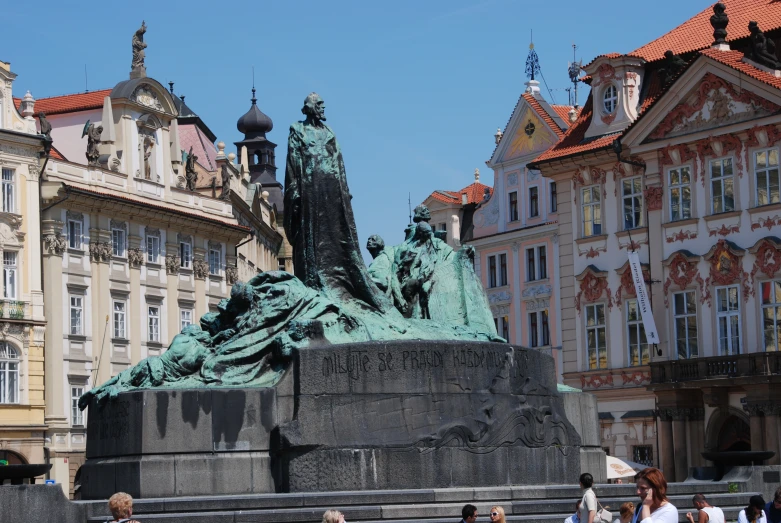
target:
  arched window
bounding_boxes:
[603,85,618,114]
[0,343,19,404]
[0,449,27,465]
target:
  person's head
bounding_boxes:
[579,472,593,489]
[635,468,668,505]
[322,509,344,523]
[302,93,326,122]
[108,492,133,521]
[575,500,582,512]
[746,495,766,518]
[619,502,635,522]
[773,487,781,511]
[489,505,506,523]
[461,504,478,523]
[692,493,708,510]
[615,479,623,484]
[366,235,385,258]
[413,205,431,223]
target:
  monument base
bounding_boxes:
[81,341,582,499]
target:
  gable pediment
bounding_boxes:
[499,106,559,163]
[644,72,780,143]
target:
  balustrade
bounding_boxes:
[650,351,781,383]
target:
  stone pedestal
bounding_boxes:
[80,341,582,498]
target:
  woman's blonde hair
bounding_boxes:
[490,506,507,523]
[619,501,635,518]
[322,509,342,523]
[108,492,133,520]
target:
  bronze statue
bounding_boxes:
[132,21,147,73]
[710,3,729,46]
[219,164,231,200]
[748,21,781,70]
[185,146,198,191]
[84,123,103,166]
[37,112,52,139]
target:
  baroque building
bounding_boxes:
[530,0,781,478]
[470,79,576,379]
[0,60,48,477]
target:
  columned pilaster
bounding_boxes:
[657,406,703,481]
[657,409,675,479]
[193,247,208,320]
[89,230,112,385]
[746,402,781,464]
[128,236,143,365]
[42,220,67,429]
[165,243,180,341]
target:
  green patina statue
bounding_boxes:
[79,93,502,409]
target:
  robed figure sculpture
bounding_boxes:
[284,93,388,312]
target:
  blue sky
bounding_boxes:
[2,0,706,254]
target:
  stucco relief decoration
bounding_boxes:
[131,85,164,111]
[644,186,663,211]
[581,373,614,389]
[619,239,644,252]
[89,241,112,263]
[591,63,619,87]
[575,270,612,314]
[522,284,551,298]
[601,112,617,125]
[525,299,550,311]
[708,223,740,237]
[572,165,607,189]
[0,322,26,341]
[507,172,518,186]
[193,259,209,279]
[226,266,239,285]
[659,144,698,182]
[662,252,700,307]
[749,239,781,286]
[746,124,781,150]
[616,264,650,307]
[693,134,745,187]
[648,73,780,141]
[625,71,639,100]
[28,164,40,181]
[751,215,780,231]
[621,371,650,386]
[165,253,180,275]
[582,246,607,259]
[665,230,698,243]
[704,239,752,304]
[488,290,512,304]
[472,191,499,227]
[43,233,67,255]
[128,248,144,268]
[0,144,37,159]
[526,170,539,182]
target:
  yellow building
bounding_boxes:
[0,60,48,470]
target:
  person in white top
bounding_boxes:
[632,467,678,523]
[579,472,598,523]
[686,493,725,523]
[738,496,768,523]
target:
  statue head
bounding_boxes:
[366,234,385,258]
[38,112,46,119]
[96,125,104,135]
[749,21,760,35]
[664,50,674,60]
[413,205,431,223]
[301,92,326,122]
[415,220,433,241]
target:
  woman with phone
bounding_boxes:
[632,468,678,523]
[489,506,507,523]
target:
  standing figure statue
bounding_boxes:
[284,93,388,312]
[37,112,52,140]
[84,122,103,166]
[143,137,153,180]
[185,146,199,191]
[748,21,781,69]
[219,163,231,200]
[131,21,147,75]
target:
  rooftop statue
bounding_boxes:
[37,112,52,140]
[185,146,198,191]
[131,21,147,77]
[748,21,781,70]
[79,93,501,408]
[83,121,102,166]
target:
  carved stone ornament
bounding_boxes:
[488,290,512,304]
[522,284,552,298]
[575,269,612,313]
[165,253,181,275]
[644,186,663,211]
[710,3,729,46]
[226,266,238,285]
[663,252,702,307]
[43,233,67,256]
[752,239,781,279]
[616,263,650,308]
[702,239,752,305]
[131,86,163,111]
[89,241,112,263]
[128,248,144,268]
[193,259,209,279]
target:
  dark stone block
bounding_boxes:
[0,485,86,523]
[211,388,276,452]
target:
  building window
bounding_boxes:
[668,166,692,221]
[585,304,607,369]
[112,228,126,257]
[755,148,780,206]
[495,315,509,341]
[180,241,192,269]
[761,280,781,351]
[146,235,160,264]
[278,259,286,272]
[633,445,654,467]
[499,253,507,286]
[71,386,84,426]
[487,255,497,288]
[113,300,126,339]
[603,85,618,114]
[3,252,17,300]
[710,158,735,214]
[529,310,550,348]
[627,299,649,366]
[440,222,447,232]
[1,168,14,213]
[0,343,19,404]
[550,182,557,213]
[526,246,547,281]
[70,295,83,335]
[509,192,519,222]
[581,186,602,237]
[68,219,83,250]
[209,248,221,275]
[529,186,539,217]
[673,291,698,358]
[180,309,193,331]
[622,177,643,230]
[148,306,160,342]
[716,285,741,355]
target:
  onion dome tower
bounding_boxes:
[235,88,281,209]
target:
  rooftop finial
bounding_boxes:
[711,3,729,50]
[474,168,480,181]
[494,128,503,145]
[525,30,541,81]
[168,81,174,93]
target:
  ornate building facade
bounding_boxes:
[0,60,48,476]
[531,0,781,478]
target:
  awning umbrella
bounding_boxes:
[606,455,647,479]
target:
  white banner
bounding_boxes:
[627,251,660,344]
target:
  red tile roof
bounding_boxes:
[15,89,111,116]
[49,146,66,161]
[700,47,781,89]
[628,0,781,63]
[551,104,579,124]
[427,181,493,205]
[522,93,566,139]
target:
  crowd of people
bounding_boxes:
[101,469,781,523]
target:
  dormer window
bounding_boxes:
[603,85,618,114]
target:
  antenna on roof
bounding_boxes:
[84,65,89,93]
[252,66,255,90]
[408,193,412,224]
[567,43,582,108]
